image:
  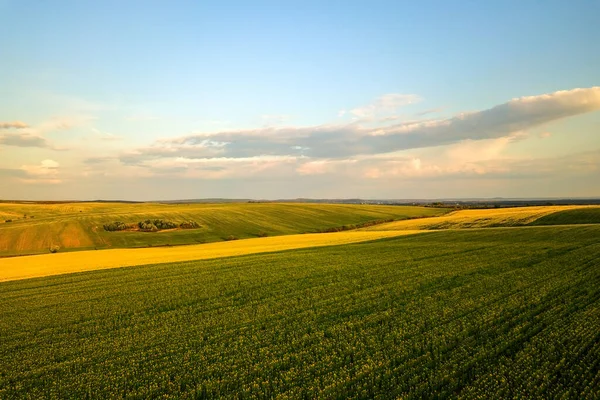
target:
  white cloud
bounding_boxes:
[350,93,421,118]
[0,114,97,149]
[21,159,59,175]
[15,159,61,184]
[37,115,95,132]
[0,121,29,129]
[444,136,516,164]
[91,128,123,141]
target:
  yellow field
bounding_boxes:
[0,230,421,282]
[0,202,447,256]
[361,205,597,231]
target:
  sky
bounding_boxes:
[0,0,599,200]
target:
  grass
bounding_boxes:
[0,230,421,282]
[0,225,598,398]
[362,205,600,231]
[0,202,448,257]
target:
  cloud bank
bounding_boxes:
[3,87,598,199]
[117,87,600,166]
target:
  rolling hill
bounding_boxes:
[361,205,600,231]
[0,202,448,257]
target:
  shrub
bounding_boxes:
[5,219,12,223]
[143,219,178,230]
[103,222,133,232]
[138,221,159,232]
[257,231,269,237]
[224,235,239,241]
[49,245,60,253]
[180,221,201,229]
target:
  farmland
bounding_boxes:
[0,222,599,398]
[0,202,447,257]
[362,205,600,231]
[530,207,600,225]
[0,230,421,282]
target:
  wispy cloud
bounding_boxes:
[415,107,444,117]
[38,115,95,132]
[0,159,61,184]
[91,128,122,141]
[349,93,422,119]
[0,132,53,148]
[261,115,291,125]
[0,121,29,129]
[83,156,116,165]
[0,114,98,149]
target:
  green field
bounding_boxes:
[529,207,600,225]
[0,202,448,257]
[1,224,598,399]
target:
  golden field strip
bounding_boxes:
[361,205,596,231]
[0,230,421,282]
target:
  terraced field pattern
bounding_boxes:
[0,203,599,398]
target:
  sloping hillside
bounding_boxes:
[0,202,448,256]
[362,206,600,231]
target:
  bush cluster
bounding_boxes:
[138,219,178,232]
[103,219,201,232]
[103,221,134,231]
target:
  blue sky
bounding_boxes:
[0,0,599,200]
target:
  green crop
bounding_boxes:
[0,225,598,398]
[529,207,600,225]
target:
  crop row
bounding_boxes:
[0,225,598,398]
